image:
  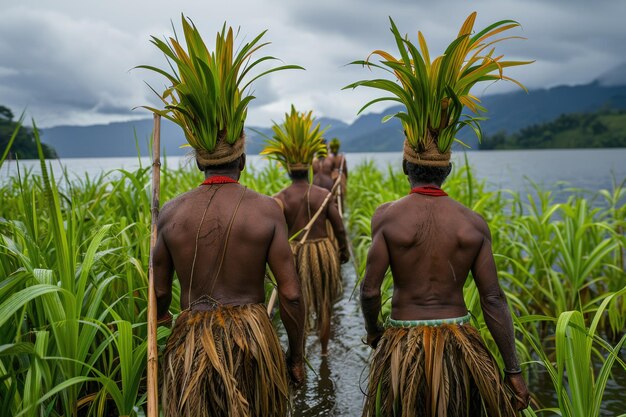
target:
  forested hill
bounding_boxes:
[40,81,626,157]
[479,109,626,150]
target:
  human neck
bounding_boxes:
[409,180,443,189]
[204,170,240,181]
[291,178,310,185]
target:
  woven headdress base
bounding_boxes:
[403,140,451,167]
[195,135,245,166]
[287,163,310,172]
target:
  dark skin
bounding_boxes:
[360,159,530,411]
[312,155,334,192]
[329,146,348,180]
[153,154,306,385]
[274,174,349,354]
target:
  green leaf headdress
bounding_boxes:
[344,12,532,166]
[329,137,341,153]
[137,14,303,166]
[261,105,328,172]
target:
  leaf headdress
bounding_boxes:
[345,12,532,166]
[261,105,328,172]
[137,15,303,165]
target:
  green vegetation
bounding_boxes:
[0,106,57,160]
[1,141,624,415]
[480,109,626,149]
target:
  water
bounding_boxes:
[287,263,370,417]
[3,148,626,194]
[3,149,625,415]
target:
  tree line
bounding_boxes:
[479,109,626,149]
[0,105,57,160]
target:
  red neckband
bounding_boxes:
[201,175,239,185]
[409,185,448,197]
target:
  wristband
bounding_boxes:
[503,367,522,375]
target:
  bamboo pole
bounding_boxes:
[147,114,161,417]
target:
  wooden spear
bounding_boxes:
[147,114,161,417]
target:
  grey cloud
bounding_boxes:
[1,0,626,128]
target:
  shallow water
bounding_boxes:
[287,263,370,416]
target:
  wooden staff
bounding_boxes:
[147,114,161,417]
[267,172,343,315]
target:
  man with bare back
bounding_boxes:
[312,141,335,192]
[360,158,530,416]
[273,166,349,354]
[154,152,305,417]
[262,107,349,355]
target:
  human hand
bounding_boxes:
[340,250,350,264]
[365,326,384,349]
[505,373,530,411]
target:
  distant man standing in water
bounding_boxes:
[329,138,348,207]
[313,139,335,192]
[263,106,349,355]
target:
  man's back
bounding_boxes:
[275,182,336,240]
[371,194,488,320]
[157,183,289,308]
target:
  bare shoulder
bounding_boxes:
[371,201,393,230]
[447,198,491,237]
[157,189,196,225]
[310,183,331,198]
[243,188,284,220]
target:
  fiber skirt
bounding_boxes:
[162,304,290,417]
[362,321,517,417]
[290,237,342,333]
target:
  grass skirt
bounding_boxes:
[362,323,516,417]
[290,237,342,333]
[162,304,290,417]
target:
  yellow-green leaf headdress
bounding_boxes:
[137,15,303,166]
[345,12,532,166]
[261,105,328,172]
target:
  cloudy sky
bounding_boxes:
[1,0,625,128]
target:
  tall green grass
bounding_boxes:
[1,140,624,415]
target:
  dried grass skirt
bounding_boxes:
[290,237,342,333]
[162,304,290,417]
[362,323,517,417]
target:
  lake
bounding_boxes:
[2,148,626,195]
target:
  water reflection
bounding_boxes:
[292,357,337,416]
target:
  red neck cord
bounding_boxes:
[201,176,238,185]
[409,185,448,197]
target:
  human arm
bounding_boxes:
[327,198,349,263]
[471,218,530,410]
[360,205,390,348]
[153,212,174,325]
[267,205,306,384]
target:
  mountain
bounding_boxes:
[41,81,626,157]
